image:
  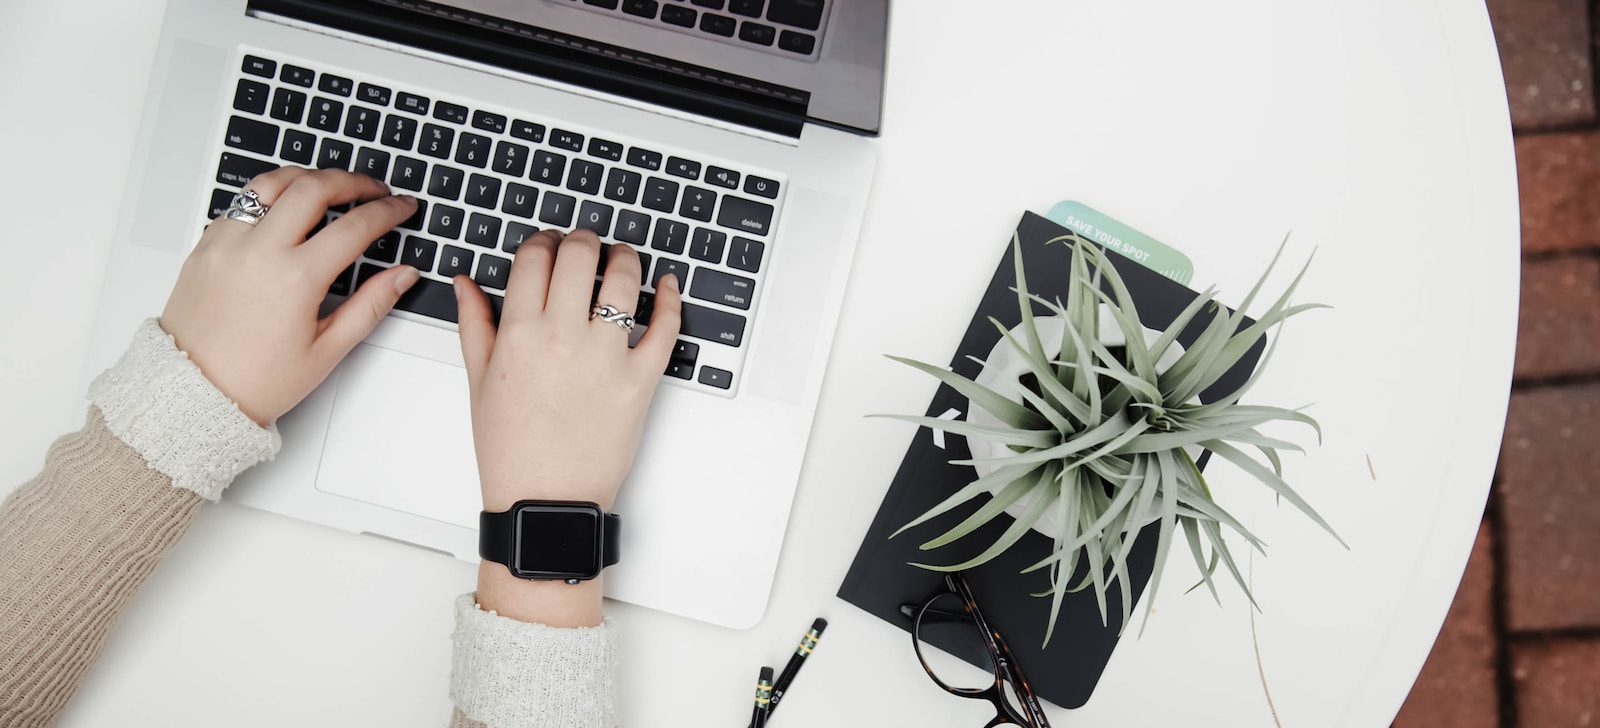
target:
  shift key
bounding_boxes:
[689,268,756,310]
[680,301,746,347]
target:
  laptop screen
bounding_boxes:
[248,0,888,136]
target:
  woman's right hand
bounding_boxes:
[453,228,680,626]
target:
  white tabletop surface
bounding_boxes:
[0,1,1518,726]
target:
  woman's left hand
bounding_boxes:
[160,167,421,425]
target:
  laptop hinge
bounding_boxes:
[245,0,810,140]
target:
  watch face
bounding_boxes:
[513,504,602,579]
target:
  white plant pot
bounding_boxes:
[965,310,1186,540]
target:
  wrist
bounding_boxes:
[475,560,604,627]
[480,475,622,513]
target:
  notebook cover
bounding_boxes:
[837,211,1266,709]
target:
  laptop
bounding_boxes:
[85,0,885,629]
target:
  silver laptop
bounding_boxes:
[86,0,885,629]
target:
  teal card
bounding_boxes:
[1045,201,1194,285]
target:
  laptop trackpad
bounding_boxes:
[315,343,481,530]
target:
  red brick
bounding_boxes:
[1392,521,1499,728]
[1512,638,1600,726]
[1499,383,1600,630]
[1515,255,1600,379]
[1517,134,1600,253]
[1488,0,1594,129]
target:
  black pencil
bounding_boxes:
[750,618,828,726]
[752,666,774,728]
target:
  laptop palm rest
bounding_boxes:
[315,343,481,530]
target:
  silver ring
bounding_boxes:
[590,303,636,332]
[224,189,270,226]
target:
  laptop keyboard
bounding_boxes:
[553,0,829,61]
[208,49,787,397]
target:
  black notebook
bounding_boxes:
[838,211,1266,709]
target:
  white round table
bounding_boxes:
[0,1,1517,726]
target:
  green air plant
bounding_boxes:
[878,234,1340,646]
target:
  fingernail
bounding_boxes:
[453,277,463,301]
[398,194,418,205]
[395,265,420,293]
[662,273,680,292]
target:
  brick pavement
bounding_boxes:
[1392,1,1600,725]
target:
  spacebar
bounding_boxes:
[388,272,505,324]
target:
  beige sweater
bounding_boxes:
[0,320,616,727]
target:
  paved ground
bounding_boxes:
[1391,1,1600,726]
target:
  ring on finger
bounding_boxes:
[223,189,271,226]
[590,303,636,332]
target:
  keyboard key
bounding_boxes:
[471,110,507,134]
[234,79,270,115]
[429,204,464,239]
[214,153,274,190]
[651,219,689,254]
[330,264,354,296]
[395,92,430,115]
[511,119,546,143]
[642,177,678,212]
[493,141,530,177]
[400,199,428,230]
[576,201,614,236]
[627,147,663,171]
[700,12,736,36]
[672,339,700,363]
[382,114,419,150]
[428,165,464,200]
[242,55,277,78]
[662,4,697,27]
[681,301,747,346]
[615,210,651,245]
[502,183,539,218]
[744,174,780,198]
[739,21,777,46]
[717,196,774,236]
[402,235,438,271]
[280,64,315,87]
[679,186,716,222]
[434,101,469,124]
[357,83,391,106]
[652,258,691,291]
[585,0,620,8]
[270,87,307,123]
[777,29,816,54]
[439,245,475,277]
[455,132,491,168]
[705,166,740,189]
[666,360,693,380]
[319,73,354,97]
[344,106,380,141]
[691,0,725,8]
[539,192,576,226]
[567,159,604,195]
[690,227,727,263]
[366,231,402,263]
[465,174,501,209]
[587,138,624,162]
[698,366,733,389]
[622,0,659,19]
[729,0,763,18]
[767,0,824,29]
[354,147,391,180]
[666,156,701,179]
[690,268,756,310]
[504,222,539,253]
[728,236,765,272]
[465,214,501,247]
[317,138,354,170]
[531,150,566,185]
[208,188,234,219]
[475,254,513,290]
[604,168,642,204]
[419,123,454,159]
[387,269,461,322]
[308,97,343,132]
[549,129,584,152]
[390,156,427,191]
[225,115,279,156]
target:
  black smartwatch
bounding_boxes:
[479,500,620,583]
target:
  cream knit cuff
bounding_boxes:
[87,318,281,501]
[450,593,619,728]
